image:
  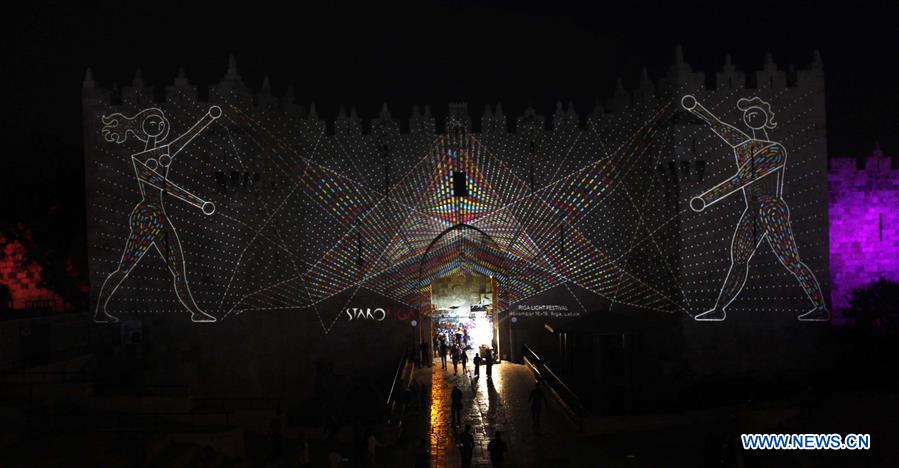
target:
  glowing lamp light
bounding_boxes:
[471,315,493,346]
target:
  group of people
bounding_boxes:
[433,327,508,467]
[429,327,553,466]
[448,379,545,467]
[433,331,495,380]
[451,381,508,468]
[454,424,508,468]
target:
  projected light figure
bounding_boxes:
[94,106,221,323]
[681,95,828,322]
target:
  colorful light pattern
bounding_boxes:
[83,52,829,331]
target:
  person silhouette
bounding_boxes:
[456,424,475,468]
[94,106,221,323]
[451,384,463,427]
[681,95,828,322]
[528,382,545,427]
[487,430,508,467]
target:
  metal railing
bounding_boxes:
[522,344,587,431]
[385,350,411,426]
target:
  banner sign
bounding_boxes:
[344,307,418,322]
[511,304,581,318]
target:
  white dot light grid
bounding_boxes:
[84,60,829,329]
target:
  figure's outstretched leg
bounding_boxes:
[94,228,153,323]
[156,215,216,322]
[759,197,829,321]
[695,206,764,321]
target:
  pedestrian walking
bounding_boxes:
[485,349,494,380]
[487,430,508,467]
[456,424,475,468]
[528,382,546,427]
[451,384,463,427]
[473,352,482,378]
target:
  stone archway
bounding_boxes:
[417,223,506,357]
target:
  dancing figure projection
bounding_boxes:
[94,106,222,323]
[681,95,828,322]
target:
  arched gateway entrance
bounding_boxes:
[417,223,508,361]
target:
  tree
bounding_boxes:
[844,278,899,333]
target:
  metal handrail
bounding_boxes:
[385,350,410,425]
[522,344,587,429]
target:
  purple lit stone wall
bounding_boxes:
[828,146,899,313]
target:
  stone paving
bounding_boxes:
[427,352,583,467]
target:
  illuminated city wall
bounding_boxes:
[829,147,899,313]
[82,47,830,366]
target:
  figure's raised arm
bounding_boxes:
[681,95,750,148]
[689,143,786,212]
[133,157,216,215]
[161,105,222,166]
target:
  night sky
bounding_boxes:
[5,0,899,156]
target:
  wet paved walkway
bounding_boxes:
[427,353,583,467]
